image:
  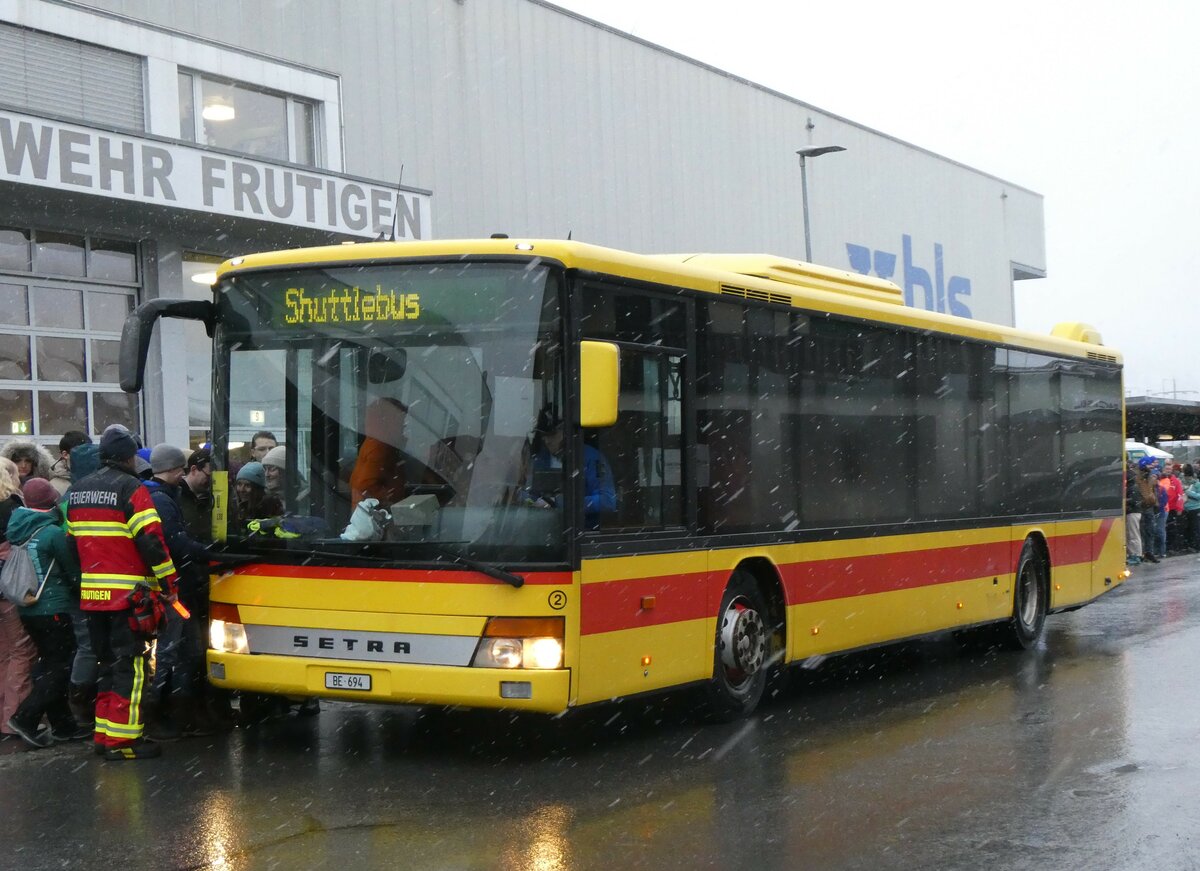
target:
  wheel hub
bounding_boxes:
[719,602,766,675]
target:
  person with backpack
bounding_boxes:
[4,478,90,747]
[0,456,35,740]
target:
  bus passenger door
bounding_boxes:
[578,351,708,705]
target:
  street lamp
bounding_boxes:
[796,145,846,262]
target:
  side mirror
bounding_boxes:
[579,340,619,428]
[120,299,216,393]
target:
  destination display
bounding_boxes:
[225,262,555,334]
[282,286,421,325]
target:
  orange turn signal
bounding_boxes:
[209,602,241,623]
[482,616,564,638]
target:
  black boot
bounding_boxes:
[144,698,181,743]
[105,739,162,761]
[68,682,96,728]
[176,697,216,737]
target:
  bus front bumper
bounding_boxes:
[206,651,572,713]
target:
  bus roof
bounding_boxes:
[216,238,1120,364]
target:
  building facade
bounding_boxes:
[0,0,1045,449]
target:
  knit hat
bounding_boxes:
[102,423,143,447]
[261,445,287,470]
[149,443,187,474]
[187,448,211,471]
[236,461,265,488]
[21,478,59,510]
[99,427,138,461]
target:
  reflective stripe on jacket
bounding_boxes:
[66,462,178,611]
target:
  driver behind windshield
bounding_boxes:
[350,398,409,510]
[525,406,617,529]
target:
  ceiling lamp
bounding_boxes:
[202,98,235,122]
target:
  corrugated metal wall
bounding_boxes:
[30,0,1044,325]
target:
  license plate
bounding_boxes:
[325,671,372,691]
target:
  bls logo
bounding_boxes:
[845,235,973,318]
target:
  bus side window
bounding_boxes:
[591,351,682,531]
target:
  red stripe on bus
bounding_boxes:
[228,564,571,586]
[580,521,1116,635]
[580,572,714,635]
[782,541,1014,604]
[1048,518,1115,566]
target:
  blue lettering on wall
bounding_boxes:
[845,235,972,318]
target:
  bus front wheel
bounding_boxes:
[703,572,769,720]
[1006,540,1048,650]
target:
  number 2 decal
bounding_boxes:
[548,590,567,610]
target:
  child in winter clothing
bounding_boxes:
[4,478,88,747]
[0,456,34,737]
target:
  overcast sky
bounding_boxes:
[550,0,1199,399]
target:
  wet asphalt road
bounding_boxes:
[2,557,1199,871]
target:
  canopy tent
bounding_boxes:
[1125,440,1173,461]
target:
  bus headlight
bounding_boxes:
[470,617,564,669]
[477,638,524,669]
[209,619,249,655]
[525,637,563,669]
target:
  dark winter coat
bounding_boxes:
[69,444,101,484]
[145,478,211,614]
[178,478,212,543]
[0,493,23,545]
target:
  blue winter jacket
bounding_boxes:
[145,478,211,610]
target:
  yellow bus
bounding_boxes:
[122,238,1127,719]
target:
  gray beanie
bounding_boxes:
[261,445,287,469]
[149,443,187,474]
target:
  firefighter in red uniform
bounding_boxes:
[66,427,180,760]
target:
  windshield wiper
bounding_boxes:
[228,541,526,588]
[430,547,525,588]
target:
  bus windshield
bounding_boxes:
[212,259,566,563]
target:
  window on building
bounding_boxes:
[0,22,145,131]
[0,227,140,442]
[177,71,320,166]
[182,252,224,449]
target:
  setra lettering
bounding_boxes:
[291,634,412,655]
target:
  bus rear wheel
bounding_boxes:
[703,572,769,720]
[1006,540,1048,650]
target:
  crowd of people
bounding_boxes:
[1124,456,1200,566]
[0,426,226,761]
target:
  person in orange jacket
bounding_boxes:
[1161,463,1186,555]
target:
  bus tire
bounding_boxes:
[703,572,769,721]
[1006,539,1048,650]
